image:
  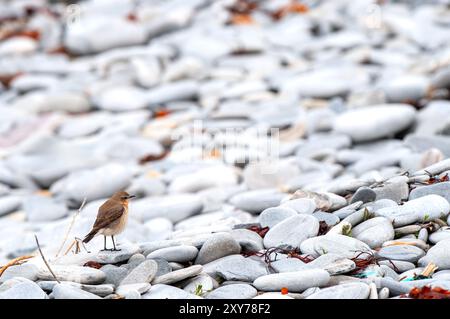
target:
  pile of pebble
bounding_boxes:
[1,0,450,299]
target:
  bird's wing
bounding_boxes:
[92,201,125,231]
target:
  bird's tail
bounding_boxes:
[83,229,98,243]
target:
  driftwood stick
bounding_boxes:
[34,235,60,284]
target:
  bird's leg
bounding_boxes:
[100,235,111,251]
[111,235,121,251]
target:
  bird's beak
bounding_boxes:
[127,195,136,199]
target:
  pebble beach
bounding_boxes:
[1,0,450,299]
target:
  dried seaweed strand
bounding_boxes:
[0,255,33,278]
[243,247,315,271]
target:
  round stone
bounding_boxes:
[351,217,394,249]
[142,284,201,299]
[243,161,301,190]
[203,255,269,282]
[182,274,215,295]
[230,229,264,252]
[375,195,450,227]
[116,283,151,296]
[132,194,204,223]
[280,198,316,214]
[195,233,241,265]
[169,165,238,193]
[300,234,371,259]
[377,245,425,263]
[306,282,370,299]
[0,196,22,217]
[0,263,39,284]
[429,228,450,244]
[253,269,330,293]
[258,207,298,228]
[52,284,101,299]
[351,187,376,204]
[333,104,416,142]
[206,284,257,299]
[96,243,141,264]
[147,246,198,263]
[50,163,133,206]
[303,253,356,275]
[23,195,68,222]
[409,182,450,204]
[383,75,430,103]
[0,280,47,299]
[100,265,128,287]
[152,265,203,285]
[120,260,158,285]
[144,218,173,242]
[312,211,340,227]
[37,265,106,285]
[229,189,285,214]
[263,215,319,249]
[418,239,450,270]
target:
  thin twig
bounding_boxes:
[34,234,60,284]
[63,237,91,256]
[63,239,76,256]
[55,198,86,258]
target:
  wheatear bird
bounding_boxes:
[83,191,136,251]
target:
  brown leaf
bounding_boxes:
[83,261,103,269]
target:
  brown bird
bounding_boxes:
[83,191,136,251]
